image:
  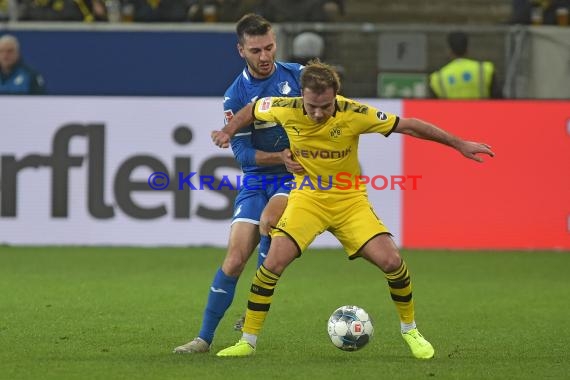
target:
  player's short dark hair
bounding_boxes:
[236,13,272,45]
[447,31,468,56]
[301,59,341,95]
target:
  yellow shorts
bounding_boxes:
[272,190,390,258]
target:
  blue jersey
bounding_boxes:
[223,62,303,177]
[0,62,45,95]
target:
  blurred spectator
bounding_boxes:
[259,0,344,22]
[125,0,191,22]
[93,0,107,19]
[0,34,46,95]
[320,0,343,22]
[19,0,107,22]
[511,0,533,23]
[0,0,9,20]
[511,0,570,25]
[219,0,265,22]
[429,31,502,99]
[188,0,260,22]
[289,31,346,85]
[187,0,219,22]
[291,32,325,65]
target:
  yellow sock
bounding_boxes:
[385,260,415,324]
[242,265,280,336]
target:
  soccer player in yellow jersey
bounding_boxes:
[211,60,495,360]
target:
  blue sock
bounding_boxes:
[198,268,238,344]
[257,235,271,268]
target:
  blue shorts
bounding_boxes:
[231,175,292,225]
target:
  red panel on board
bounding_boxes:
[402,100,570,249]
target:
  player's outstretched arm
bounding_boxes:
[211,103,255,148]
[394,117,495,163]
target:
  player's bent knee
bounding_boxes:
[259,213,279,236]
[364,249,401,273]
[259,220,271,236]
[261,258,287,276]
[266,211,282,226]
[375,247,402,272]
[222,252,250,276]
[382,254,402,273]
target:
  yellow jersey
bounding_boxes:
[253,95,398,194]
[429,58,494,99]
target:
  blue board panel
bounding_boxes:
[8,30,243,96]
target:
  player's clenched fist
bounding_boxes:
[211,130,231,148]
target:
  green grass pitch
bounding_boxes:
[1,246,569,380]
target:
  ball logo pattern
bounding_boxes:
[327,305,374,351]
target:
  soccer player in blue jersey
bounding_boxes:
[173,14,304,354]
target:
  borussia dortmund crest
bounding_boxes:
[329,126,342,139]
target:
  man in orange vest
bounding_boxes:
[429,32,503,99]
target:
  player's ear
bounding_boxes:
[237,43,244,58]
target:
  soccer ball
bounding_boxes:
[327,305,374,351]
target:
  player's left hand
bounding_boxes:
[211,130,230,148]
[459,141,495,163]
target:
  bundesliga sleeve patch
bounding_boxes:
[258,97,272,113]
[224,109,234,124]
[377,111,388,121]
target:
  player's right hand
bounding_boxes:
[211,130,230,148]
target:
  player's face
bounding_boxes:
[238,32,277,79]
[302,87,336,124]
[0,41,19,71]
